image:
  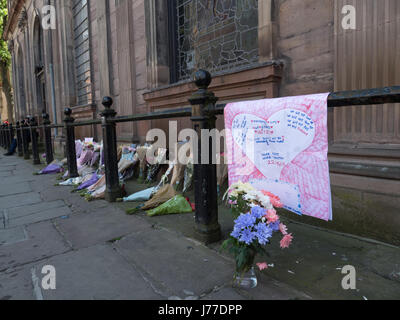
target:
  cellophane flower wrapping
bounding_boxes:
[77,173,99,191]
[123,187,156,202]
[75,140,83,159]
[142,184,177,211]
[146,195,193,217]
[136,145,151,182]
[39,162,64,175]
[145,148,167,184]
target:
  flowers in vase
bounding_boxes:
[222,181,293,274]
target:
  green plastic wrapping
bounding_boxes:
[146,195,193,217]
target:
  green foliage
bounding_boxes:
[0,0,11,65]
[221,237,269,273]
[222,237,266,273]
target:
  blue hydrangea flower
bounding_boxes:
[254,223,273,245]
[251,206,266,219]
[231,226,242,239]
[239,228,256,245]
[234,213,256,230]
[269,221,281,232]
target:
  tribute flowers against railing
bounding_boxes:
[222,182,293,289]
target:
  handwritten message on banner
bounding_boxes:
[225,93,332,221]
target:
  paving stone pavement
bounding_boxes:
[2,153,399,301]
[0,154,309,301]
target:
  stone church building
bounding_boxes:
[3,0,400,245]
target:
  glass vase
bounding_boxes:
[233,250,258,289]
[234,266,258,289]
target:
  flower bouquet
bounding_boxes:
[222,182,293,289]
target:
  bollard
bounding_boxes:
[64,108,79,178]
[16,121,23,157]
[188,70,221,244]
[101,97,122,202]
[22,119,31,160]
[42,112,54,165]
[30,117,41,165]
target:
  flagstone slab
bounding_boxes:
[200,287,245,300]
[0,221,71,272]
[34,245,162,300]
[7,201,66,220]
[0,266,35,300]
[0,193,42,210]
[0,182,32,197]
[7,206,72,228]
[54,208,152,249]
[0,171,13,177]
[113,228,234,297]
[2,175,37,184]
[0,162,19,167]
[0,226,27,246]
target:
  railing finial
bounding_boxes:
[194,69,212,90]
[101,96,116,118]
[64,108,72,117]
[102,96,113,109]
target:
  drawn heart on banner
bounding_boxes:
[232,110,316,180]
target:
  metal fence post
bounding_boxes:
[2,124,5,149]
[1,124,4,148]
[64,108,79,178]
[1,125,3,148]
[42,112,54,165]
[16,121,23,157]
[30,117,41,165]
[22,119,30,160]
[101,97,122,202]
[4,124,7,149]
[1,124,5,149]
[189,70,221,244]
[8,123,14,153]
[5,124,10,151]
[0,125,3,148]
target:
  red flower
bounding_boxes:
[280,234,293,249]
[256,263,268,271]
[262,191,284,208]
[265,209,279,224]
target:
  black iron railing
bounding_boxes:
[1,70,400,244]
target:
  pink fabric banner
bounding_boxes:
[224,93,332,221]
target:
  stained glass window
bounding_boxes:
[73,0,92,106]
[175,0,259,81]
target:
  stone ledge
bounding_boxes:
[143,63,283,110]
[331,173,400,197]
